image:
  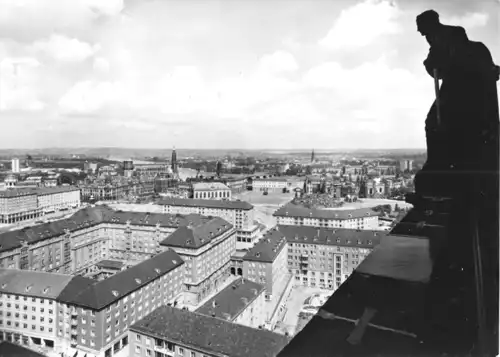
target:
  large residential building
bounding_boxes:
[192,182,231,200]
[158,198,260,249]
[0,190,39,224]
[79,183,129,202]
[242,228,289,302]
[277,225,384,289]
[159,218,236,306]
[0,248,185,357]
[195,277,266,329]
[11,159,20,174]
[129,305,290,357]
[273,205,379,230]
[0,206,214,276]
[134,164,170,178]
[0,186,80,224]
[252,178,291,192]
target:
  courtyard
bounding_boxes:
[276,285,333,336]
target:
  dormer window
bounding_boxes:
[154,268,161,274]
[111,290,119,297]
[336,239,340,243]
[172,260,177,264]
[368,240,373,245]
[25,285,33,292]
[43,288,49,294]
[135,279,142,284]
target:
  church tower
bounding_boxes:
[171,147,178,176]
[311,149,315,163]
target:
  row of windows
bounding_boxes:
[135,334,210,357]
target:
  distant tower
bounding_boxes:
[11,158,20,173]
[311,149,315,163]
[171,147,178,175]
[216,161,223,177]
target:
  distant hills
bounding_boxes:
[0,147,426,160]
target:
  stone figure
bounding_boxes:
[414,10,499,198]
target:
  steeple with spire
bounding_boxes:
[311,149,315,163]
[171,146,178,176]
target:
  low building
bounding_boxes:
[35,187,81,213]
[129,305,290,357]
[79,183,129,202]
[157,197,260,249]
[159,218,236,306]
[195,278,266,329]
[273,205,379,230]
[192,182,231,200]
[252,178,290,192]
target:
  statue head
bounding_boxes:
[416,10,441,37]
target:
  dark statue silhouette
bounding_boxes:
[413,10,499,199]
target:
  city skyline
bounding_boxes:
[0,0,498,149]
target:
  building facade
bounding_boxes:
[0,190,40,224]
[273,205,379,230]
[158,198,260,249]
[278,225,384,289]
[129,306,290,357]
[159,218,236,306]
[252,178,291,192]
[192,182,232,200]
[195,278,266,329]
[242,229,289,301]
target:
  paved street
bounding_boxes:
[279,285,333,336]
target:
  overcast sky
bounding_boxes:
[0,0,498,149]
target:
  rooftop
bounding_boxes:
[157,197,253,210]
[243,228,288,263]
[277,225,385,248]
[58,248,184,310]
[96,259,125,270]
[195,278,265,321]
[0,269,75,299]
[0,205,211,252]
[192,182,230,191]
[274,204,379,220]
[130,305,290,357]
[160,217,233,249]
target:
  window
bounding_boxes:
[136,334,141,342]
[135,346,141,353]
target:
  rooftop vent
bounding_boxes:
[25,285,33,292]
[154,268,161,274]
[255,252,261,258]
[135,279,142,284]
[172,260,177,264]
[111,290,119,297]
[42,287,49,294]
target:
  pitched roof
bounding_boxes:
[243,228,287,263]
[96,259,125,270]
[196,278,265,321]
[58,248,184,310]
[157,197,253,210]
[160,218,233,249]
[0,341,47,357]
[130,305,290,357]
[273,204,379,220]
[0,269,75,299]
[277,225,385,248]
[0,205,211,252]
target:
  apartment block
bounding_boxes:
[278,225,385,289]
[242,229,288,301]
[159,218,236,306]
[0,187,81,224]
[273,205,379,230]
[195,278,266,329]
[158,197,260,249]
[129,305,290,357]
[0,270,77,354]
[0,206,212,276]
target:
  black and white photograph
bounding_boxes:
[0,0,498,356]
